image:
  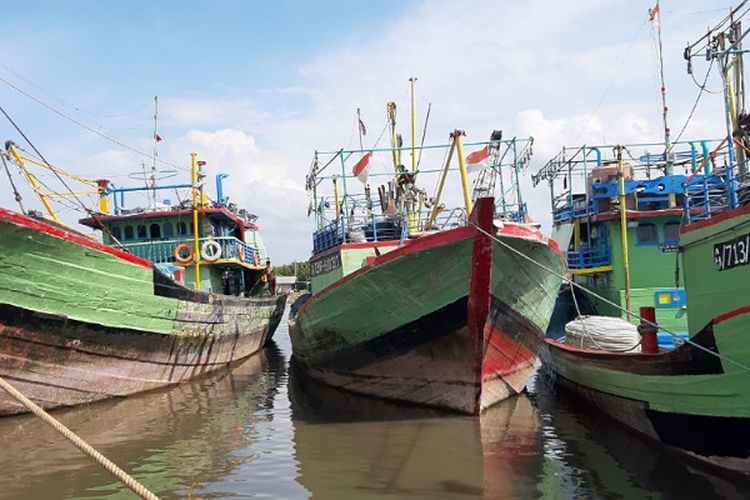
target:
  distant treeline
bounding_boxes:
[275,261,310,281]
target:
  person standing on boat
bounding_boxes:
[265,258,277,295]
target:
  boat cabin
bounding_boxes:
[533,139,728,338]
[80,169,271,297]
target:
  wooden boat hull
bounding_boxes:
[0,208,286,415]
[542,205,750,475]
[289,199,564,414]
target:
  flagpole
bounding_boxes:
[653,1,676,207]
[151,95,159,208]
[357,108,364,150]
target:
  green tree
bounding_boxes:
[275,261,310,281]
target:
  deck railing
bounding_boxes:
[119,236,258,265]
[567,246,612,269]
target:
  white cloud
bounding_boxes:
[1,0,735,263]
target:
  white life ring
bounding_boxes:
[200,240,222,262]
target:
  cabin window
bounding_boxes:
[111,227,122,241]
[636,223,658,245]
[664,222,680,244]
[177,221,189,236]
[149,223,161,239]
[124,226,134,240]
[137,224,147,239]
[163,222,174,238]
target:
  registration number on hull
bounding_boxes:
[714,232,750,271]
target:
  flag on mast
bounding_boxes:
[154,133,162,142]
[465,146,490,173]
[649,2,659,22]
[352,152,372,183]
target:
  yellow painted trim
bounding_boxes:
[191,152,201,290]
[202,259,264,271]
[453,130,473,216]
[570,265,613,275]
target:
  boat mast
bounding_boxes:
[151,95,159,209]
[191,152,201,290]
[652,1,676,207]
[410,77,417,174]
[616,145,632,317]
[453,130,474,216]
[387,102,399,172]
[356,108,364,151]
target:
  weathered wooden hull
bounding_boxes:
[289,199,564,414]
[0,207,286,415]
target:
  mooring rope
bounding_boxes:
[0,376,159,500]
[474,223,750,373]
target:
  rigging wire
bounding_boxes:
[0,104,122,244]
[685,0,749,53]
[0,76,189,173]
[669,58,716,151]
[472,222,750,373]
[0,61,152,119]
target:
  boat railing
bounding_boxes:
[119,236,259,266]
[567,245,612,270]
[683,174,731,222]
[311,205,473,255]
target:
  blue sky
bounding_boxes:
[0,0,739,262]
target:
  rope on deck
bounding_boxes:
[0,376,159,500]
[474,222,750,373]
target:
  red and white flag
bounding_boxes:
[465,146,490,173]
[649,2,659,22]
[352,152,372,183]
[154,133,163,142]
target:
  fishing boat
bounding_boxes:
[533,138,724,345]
[0,136,285,416]
[289,84,564,414]
[543,6,750,474]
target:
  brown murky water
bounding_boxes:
[0,315,748,499]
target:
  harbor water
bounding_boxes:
[0,311,748,499]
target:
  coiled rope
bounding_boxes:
[0,376,159,500]
[474,222,750,373]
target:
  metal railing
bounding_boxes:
[567,246,612,269]
[119,236,258,265]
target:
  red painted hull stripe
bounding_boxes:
[714,304,750,326]
[0,207,153,269]
[681,203,750,234]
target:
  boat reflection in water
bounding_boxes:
[0,344,286,499]
[287,359,543,498]
[531,368,750,498]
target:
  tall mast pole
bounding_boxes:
[616,145,632,318]
[409,77,417,174]
[653,1,676,207]
[191,152,201,290]
[387,102,399,172]
[151,95,159,208]
[356,108,364,151]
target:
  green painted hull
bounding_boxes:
[546,207,750,473]
[0,208,286,415]
[290,221,564,414]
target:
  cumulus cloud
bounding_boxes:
[0,0,734,263]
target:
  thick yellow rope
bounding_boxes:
[0,376,159,500]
